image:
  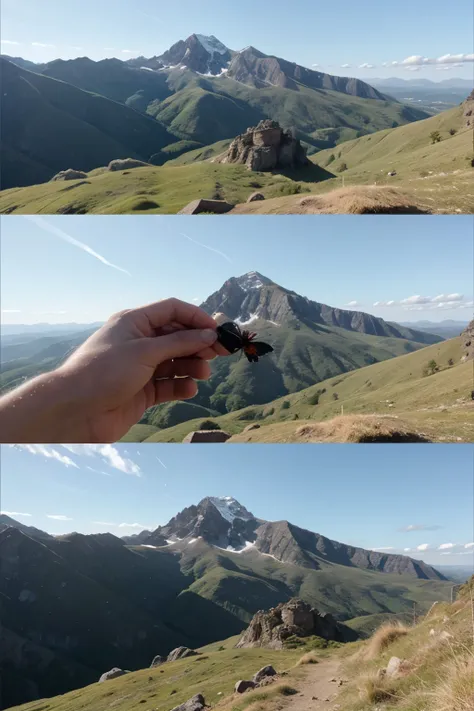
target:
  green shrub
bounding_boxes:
[281,400,291,410]
[198,420,221,430]
[430,131,442,144]
[338,162,348,172]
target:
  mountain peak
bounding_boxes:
[194,35,230,57]
[235,271,274,291]
[205,496,255,523]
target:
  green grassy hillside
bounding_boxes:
[0,59,177,189]
[128,337,472,443]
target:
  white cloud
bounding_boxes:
[122,49,140,54]
[93,521,117,526]
[359,63,375,69]
[403,548,411,552]
[345,300,361,307]
[398,53,474,67]
[341,64,351,68]
[47,514,73,521]
[62,445,141,476]
[312,63,319,67]
[2,40,20,45]
[156,457,167,470]
[373,292,471,312]
[372,546,396,551]
[16,444,79,469]
[417,543,430,551]
[1,309,21,313]
[24,216,131,275]
[1,511,32,517]
[192,297,200,302]
[440,552,452,556]
[438,543,455,550]
[118,522,151,529]
[465,543,474,549]
[400,524,443,532]
[405,66,422,72]
[32,42,56,48]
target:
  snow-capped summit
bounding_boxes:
[195,35,230,57]
[208,496,255,523]
[236,272,274,292]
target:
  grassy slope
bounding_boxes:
[0,162,323,214]
[129,338,473,443]
[0,59,176,190]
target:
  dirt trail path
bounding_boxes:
[282,658,344,710]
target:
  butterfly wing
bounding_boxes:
[216,322,243,354]
[243,341,273,363]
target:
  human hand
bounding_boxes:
[0,299,230,444]
[55,298,229,442]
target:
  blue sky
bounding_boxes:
[1,0,473,80]
[1,443,472,567]
[1,215,472,325]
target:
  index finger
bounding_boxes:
[134,298,218,332]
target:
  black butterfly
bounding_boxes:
[216,322,274,363]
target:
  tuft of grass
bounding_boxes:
[365,622,410,659]
[296,652,320,665]
[431,656,474,711]
[358,670,398,703]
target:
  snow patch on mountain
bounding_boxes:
[237,271,266,292]
[235,312,259,326]
[208,496,253,524]
[215,540,255,554]
[195,34,229,56]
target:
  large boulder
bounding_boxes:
[177,198,234,215]
[216,120,308,172]
[461,320,474,362]
[108,158,151,171]
[183,431,231,443]
[167,646,198,662]
[235,680,257,693]
[170,693,206,711]
[98,667,128,682]
[50,169,88,181]
[150,654,165,667]
[253,665,277,684]
[236,598,357,649]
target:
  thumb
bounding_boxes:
[141,328,218,366]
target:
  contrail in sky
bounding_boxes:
[25,216,131,275]
[180,232,233,263]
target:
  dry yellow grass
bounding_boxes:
[358,670,398,704]
[431,657,474,711]
[230,185,431,214]
[296,652,320,666]
[294,415,431,443]
[364,623,410,660]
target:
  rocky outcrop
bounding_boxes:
[177,199,234,215]
[235,680,257,693]
[167,647,198,662]
[236,599,357,649]
[216,120,308,171]
[107,158,151,171]
[464,90,474,127]
[98,668,128,682]
[150,654,165,667]
[253,665,277,683]
[247,192,265,202]
[170,693,207,711]
[50,169,88,181]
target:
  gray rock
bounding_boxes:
[50,169,88,181]
[150,654,165,667]
[169,693,206,711]
[244,424,261,432]
[108,158,150,171]
[177,199,234,215]
[167,647,198,663]
[386,657,402,678]
[98,667,128,682]
[217,119,308,172]
[253,665,277,683]
[235,680,257,693]
[247,192,265,202]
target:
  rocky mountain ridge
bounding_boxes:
[200,271,442,344]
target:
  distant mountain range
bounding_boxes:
[398,320,469,339]
[1,34,430,189]
[371,77,473,89]
[0,498,450,706]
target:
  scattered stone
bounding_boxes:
[429,628,436,636]
[329,677,337,682]
[98,668,128,682]
[386,657,403,678]
[108,158,151,171]
[247,192,265,202]
[235,680,257,693]
[244,424,261,432]
[253,665,277,684]
[150,655,165,667]
[167,647,199,663]
[440,631,453,641]
[169,693,206,711]
[177,198,234,215]
[387,171,397,177]
[182,430,232,443]
[216,119,308,172]
[50,169,88,181]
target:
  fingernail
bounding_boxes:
[201,329,217,344]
